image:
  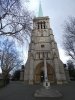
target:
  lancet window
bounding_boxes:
[43,21,46,29]
[38,22,40,29]
[41,45,44,48]
[37,21,46,29]
[36,52,50,59]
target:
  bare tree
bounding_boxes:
[67,60,74,70]
[0,0,32,42]
[67,60,75,80]
[0,39,22,83]
[63,17,75,61]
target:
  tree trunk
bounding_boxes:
[2,70,9,86]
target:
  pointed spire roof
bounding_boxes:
[38,0,43,17]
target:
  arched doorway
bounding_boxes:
[34,62,55,84]
[40,70,44,82]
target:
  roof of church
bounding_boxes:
[38,0,43,17]
[33,1,49,20]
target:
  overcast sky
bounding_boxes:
[0,0,75,73]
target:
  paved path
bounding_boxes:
[0,81,75,100]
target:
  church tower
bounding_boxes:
[24,2,66,84]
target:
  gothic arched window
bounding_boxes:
[37,21,46,29]
[41,45,44,48]
[38,22,39,29]
[41,22,42,29]
[43,21,46,29]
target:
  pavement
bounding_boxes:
[0,81,75,100]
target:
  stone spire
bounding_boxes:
[38,0,43,17]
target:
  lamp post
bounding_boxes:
[43,52,50,89]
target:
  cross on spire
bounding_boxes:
[38,0,43,17]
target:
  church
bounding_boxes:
[20,2,67,84]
